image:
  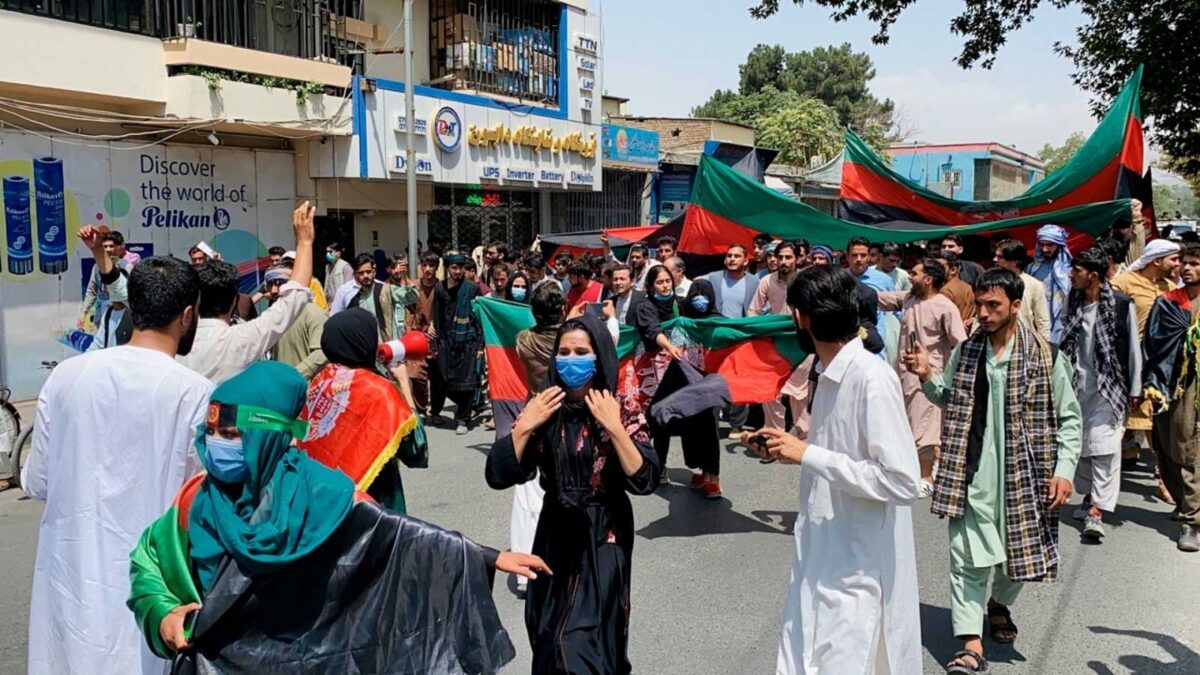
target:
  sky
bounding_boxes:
[599,0,1103,156]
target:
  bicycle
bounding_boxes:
[0,384,21,490]
[1,360,57,490]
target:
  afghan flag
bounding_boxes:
[129,474,516,671]
[474,297,807,430]
[679,153,1133,256]
[298,363,420,490]
[837,67,1144,251]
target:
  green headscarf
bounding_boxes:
[188,361,354,592]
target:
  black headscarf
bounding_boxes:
[545,315,618,393]
[320,308,378,370]
[683,278,718,319]
[542,315,620,514]
[506,271,530,304]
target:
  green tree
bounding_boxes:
[748,0,1200,178]
[739,44,788,93]
[1037,131,1087,175]
[785,43,893,129]
[692,43,897,157]
[692,86,806,125]
[755,98,844,166]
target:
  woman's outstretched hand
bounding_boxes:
[496,551,553,580]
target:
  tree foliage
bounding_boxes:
[755,97,845,166]
[692,87,844,165]
[1037,131,1087,176]
[692,43,898,163]
[748,0,1200,179]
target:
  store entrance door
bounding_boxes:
[313,211,355,284]
[452,212,508,254]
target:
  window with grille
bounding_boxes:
[428,0,560,106]
[428,186,539,253]
[551,170,643,232]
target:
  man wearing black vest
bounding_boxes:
[1061,246,1142,541]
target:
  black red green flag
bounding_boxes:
[678,154,1132,256]
[838,67,1144,250]
[474,297,807,416]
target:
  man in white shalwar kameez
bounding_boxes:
[23,246,213,675]
[746,265,923,675]
[1060,247,1142,540]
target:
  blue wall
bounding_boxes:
[888,149,1044,200]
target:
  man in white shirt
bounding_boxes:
[324,241,354,301]
[178,202,315,384]
[627,243,661,292]
[609,264,643,326]
[746,264,922,675]
[667,256,692,297]
[24,250,213,675]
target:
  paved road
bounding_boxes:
[0,420,1197,674]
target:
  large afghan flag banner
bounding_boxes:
[838,67,1144,250]
[679,153,1132,256]
[474,297,806,428]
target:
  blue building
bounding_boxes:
[887,142,1045,201]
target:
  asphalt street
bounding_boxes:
[0,419,1197,674]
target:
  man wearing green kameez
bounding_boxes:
[905,268,1081,675]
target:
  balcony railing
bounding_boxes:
[0,0,364,67]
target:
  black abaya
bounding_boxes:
[484,316,660,674]
[432,279,482,391]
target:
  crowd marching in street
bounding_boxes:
[19,196,1200,675]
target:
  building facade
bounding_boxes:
[887,142,1046,201]
[312,0,605,254]
[0,0,606,399]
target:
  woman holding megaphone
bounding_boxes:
[297,308,432,515]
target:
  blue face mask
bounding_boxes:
[556,354,597,390]
[511,287,527,302]
[205,435,249,483]
[654,292,674,302]
[325,252,336,265]
[690,295,711,313]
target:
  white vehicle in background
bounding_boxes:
[1162,220,1199,240]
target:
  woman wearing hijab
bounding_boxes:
[506,270,531,303]
[300,308,426,515]
[485,315,660,675]
[655,278,725,498]
[127,361,547,672]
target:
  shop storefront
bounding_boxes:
[310,0,603,254]
[553,122,659,232]
[428,185,541,250]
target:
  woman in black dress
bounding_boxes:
[665,278,725,498]
[485,315,660,674]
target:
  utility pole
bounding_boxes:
[403,0,418,271]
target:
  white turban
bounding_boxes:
[1128,239,1181,272]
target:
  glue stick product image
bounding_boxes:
[4,175,33,275]
[35,156,67,274]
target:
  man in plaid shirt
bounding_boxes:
[905,268,1081,675]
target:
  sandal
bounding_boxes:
[946,649,989,674]
[987,604,1018,643]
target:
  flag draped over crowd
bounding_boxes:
[678,153,1133,256]
[474,297,807,415]
[838,67,1145,245]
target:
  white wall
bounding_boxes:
[361,0,432,84]
[0,129,295,399]
[0,11,166,105]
